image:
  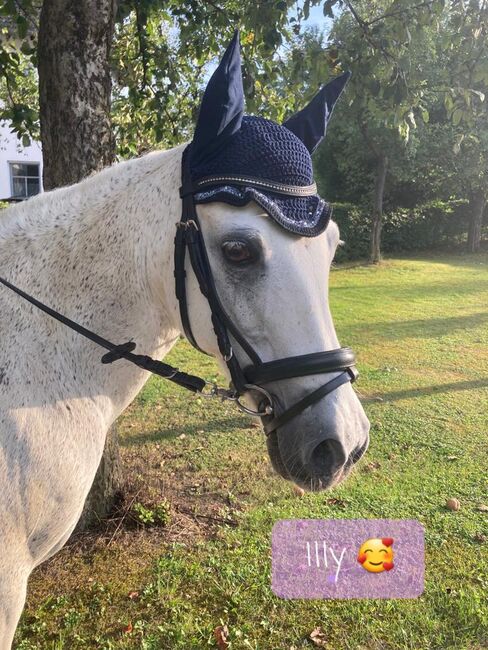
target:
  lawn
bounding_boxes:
[15,253,488,650]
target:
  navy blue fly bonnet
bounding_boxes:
[188,31,350,237]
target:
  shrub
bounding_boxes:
[133,499,172,527]
[331,199,473,261]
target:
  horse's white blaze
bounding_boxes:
[0,143,368,646]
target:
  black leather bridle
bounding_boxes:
[0,148,358,436]
[174,148,358,435]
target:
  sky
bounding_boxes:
[304,3,331,29]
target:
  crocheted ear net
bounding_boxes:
[190,115,330,237]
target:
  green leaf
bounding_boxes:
[16,15,28,40]
[453,134,464,154]
[452,108,463,126]
[323,0,336,18]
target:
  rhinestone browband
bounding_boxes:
[189,174,317,197]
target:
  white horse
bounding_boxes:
[0,42,369,650]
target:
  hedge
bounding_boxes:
[330,199,478,261]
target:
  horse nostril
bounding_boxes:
[309,439,347,478]
[349,441,368,466]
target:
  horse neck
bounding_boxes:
[0,144,185,422]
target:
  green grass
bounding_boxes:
[16,252,488,650]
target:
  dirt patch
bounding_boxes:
[25,438,242,608]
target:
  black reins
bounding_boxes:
[0,275,206,394]
[0,146,358,436]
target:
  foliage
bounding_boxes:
[0,1,486,254]
[332,199,473,261]
[0,0,38,142]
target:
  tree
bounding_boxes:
[38,0,117,189]
[442,1,487,252]
[323,0,442,262]
[38,0,122,527]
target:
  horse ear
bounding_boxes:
[283,71,351,154]
[191,30,244,165]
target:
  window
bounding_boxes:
[9,162,41,199]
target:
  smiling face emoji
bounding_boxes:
[358,537,394,573]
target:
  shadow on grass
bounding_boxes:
[330,278,488,298]
[364,378,488,403]
[348,311,488,340]
[121,414,250,447]
[404,251,487,269]
[333,251,487,271]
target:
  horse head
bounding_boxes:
[178,32,370,491]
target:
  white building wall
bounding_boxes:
[0,121,43,200]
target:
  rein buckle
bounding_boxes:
[175,220,199,231]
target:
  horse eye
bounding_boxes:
[222,240,253,264]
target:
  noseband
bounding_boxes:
[0,149,358,436]
[174,149,358,435]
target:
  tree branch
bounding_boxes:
[135,4,149,89]
[12,0,39,31]
[357,112,379,158]
[364,1,436,27]
[343,0,396,63]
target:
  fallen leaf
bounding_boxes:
[128,591,139,600]
[310,627,328,647]
[446,456,459,461]
[326,497,348,508]
[177,433,186,440]
[214,624,229,649]
[446,498,460,511]
[364,461,381,471]
[475,504,488,512]
[123,622,133,634]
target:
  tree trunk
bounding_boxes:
[75,423,123,531]
[38,0,117,190]
[38,0,121,529]
[370,153,388,263]
[467,190,485,253]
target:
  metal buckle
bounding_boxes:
[223,347,233,362]
[175,220,199,231]
[199,381,272,418]
[200,381,238,402]
[235,384,274,417]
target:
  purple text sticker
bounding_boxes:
[272,519,424,599]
